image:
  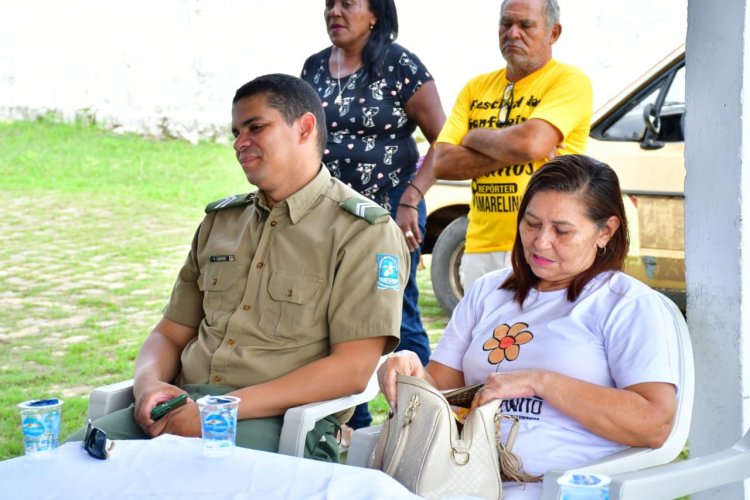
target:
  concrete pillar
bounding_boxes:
[685,0,750,498]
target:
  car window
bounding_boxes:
[601,65,685,143]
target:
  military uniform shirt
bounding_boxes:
[164,167,408,389]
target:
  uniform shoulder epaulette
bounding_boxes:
[340,196,389,224]
[204,192,255,213]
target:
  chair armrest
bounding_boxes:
[278,358,385,457]
[540,293,693,500]
[87,379,135,421]
[539,446,679,500]
[346,425,383,467]
[608,431,750,499]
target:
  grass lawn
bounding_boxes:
[0,117,449,459]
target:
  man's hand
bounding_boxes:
[134,383,201,439]
[146,399,202,439]
[133,382,187,432]
[546,142,565,161]
[377,351,426,410]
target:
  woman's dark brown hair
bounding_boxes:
[501,154,629,304]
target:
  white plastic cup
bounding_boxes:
[557,473,611,499]
[196,395,240,457]
[17,398,64,458]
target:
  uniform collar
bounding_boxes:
[254,166,331,224]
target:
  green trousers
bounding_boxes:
[65,384,341,462]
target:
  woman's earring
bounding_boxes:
[370,23,375,31]
[597,245,608,256]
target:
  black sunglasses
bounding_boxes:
[83,419,115,460]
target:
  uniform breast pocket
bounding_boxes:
[198,262,243,325]
[259,270,324,339]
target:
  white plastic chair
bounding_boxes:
[607,426,750,499]
[87,357,385,458]
[347,294,695,500]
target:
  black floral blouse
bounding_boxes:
[301,43,433,206]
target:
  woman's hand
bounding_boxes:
[377,351,426,410]
[470,370,540,411]
[395,203,422,252]
[470,369,677,448]
[399,79,445,252]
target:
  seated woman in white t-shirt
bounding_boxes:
[378,154,679,499]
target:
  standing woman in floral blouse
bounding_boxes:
[301,0,446,430]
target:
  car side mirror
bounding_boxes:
[641,103,665,150]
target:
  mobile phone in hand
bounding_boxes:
[150,393,188,421]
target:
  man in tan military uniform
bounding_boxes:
[67,74,409,462]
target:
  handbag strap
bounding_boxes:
[381,394,419,475]
[500,413,520,450]
[372,393,420,472]
[383,419,410,476]
[371,413,389,470]
[495,412,542,483]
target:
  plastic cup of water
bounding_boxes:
[557,473,611,499]
[17,398,64,458]
[196,395,240,457]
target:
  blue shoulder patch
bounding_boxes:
[376,254,400,291]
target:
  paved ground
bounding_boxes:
[0,191,447,364]
[0,193,196,399]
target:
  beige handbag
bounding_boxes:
[371,374,539,499]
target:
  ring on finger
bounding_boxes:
[404,230,414,238]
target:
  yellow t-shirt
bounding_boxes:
[437,59,593,253]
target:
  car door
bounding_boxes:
[588,46,686,309]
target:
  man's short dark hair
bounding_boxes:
[233,74,327,155]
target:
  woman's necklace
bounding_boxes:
[334,51,360,105]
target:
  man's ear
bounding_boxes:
[549,23,562,45]
[298,112,316,144]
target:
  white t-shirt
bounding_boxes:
[431,268,680,477]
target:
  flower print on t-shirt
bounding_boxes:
[482,322,534,365]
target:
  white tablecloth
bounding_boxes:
[0,434,422,499]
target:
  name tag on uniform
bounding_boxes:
[209,255,236,262]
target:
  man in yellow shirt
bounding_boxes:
[434,0,593,290]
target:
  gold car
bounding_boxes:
[424,45,686,315]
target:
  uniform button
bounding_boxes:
[210,278,218,286]
[213,375,222,383]
[256,262,264,269]
[243,304,252,311]
[287,289,293,297]
[270,220,278,227]
[227,338,236,346]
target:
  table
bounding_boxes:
[0,434,421,499]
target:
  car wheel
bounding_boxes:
[430,215,467,316]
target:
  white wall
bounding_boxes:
[684,0,750,497]
[0,0,686,141]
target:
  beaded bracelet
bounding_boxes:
[406,181,425,199]
[398,202,419,211]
